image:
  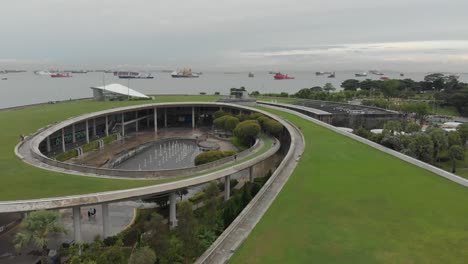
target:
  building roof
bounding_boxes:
[90,83,150,99]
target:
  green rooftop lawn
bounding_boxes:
[0,95,219,201]
[231,107,468,264]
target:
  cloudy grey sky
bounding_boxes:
[1,0,468,71]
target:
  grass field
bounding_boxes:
[231,107,468,264]
[0,96,220,201]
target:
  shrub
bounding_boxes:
[82,140,99,153]
[224,116,240,132]
[213,110,227,119]
[263,119,284,136]
[55,149,78,161]
[194,150,236,165]
[234,120,261,146]
[188,191,205,204]
[102,134,118,144]
[213,116,229,129]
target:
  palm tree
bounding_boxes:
[14,210,67,264]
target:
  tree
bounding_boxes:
[213,110,227,119]
[234,120,261,146]
[250,91,260,96]
[14,210,67,264]
[383,120,402,134]
[176,188,189,201]
[96,240,126,264]
[165,236,183,264]
[404,122,421,133]
[202,182,222,230]
[128,246,157,264]
[448,145,465,173]
[263,119,284,136]
[429,128,448,161]
[448,131,462,147]
[380,79,400,98]
[176,201,200,262]
[224,116,240,132]
[409,134,433,163]
[295,88,311,98]
[323,83,336,93]
[213,115,229,129]
[143,213,169,257]
[341,79,360,91]
[457,123,468,147]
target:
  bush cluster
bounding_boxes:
[194,150,236,165]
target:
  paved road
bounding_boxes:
[196,119,305,264]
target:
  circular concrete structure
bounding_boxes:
[4,102,296,213]
[16,102,277,179]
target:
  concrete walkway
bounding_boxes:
[196,119,305,264]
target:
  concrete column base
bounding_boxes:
[224,175,231,201]
[169,192,177,228]
[102,203,110,239]
[72,207,82,243]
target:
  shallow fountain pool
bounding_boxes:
[114,139,202,171]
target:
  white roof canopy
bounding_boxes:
[90,83,150,99]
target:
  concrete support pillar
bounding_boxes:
[61,128,66,152]
[105,115,109,137]
[169,192,177,228]
[85,120,90,144]
[46,136,51,152]
[121,113,125,137]
[164,108,167,128]
[249,166,254,182]
[224,175,231,201]
[192,107,195,128]
[72,207,82,243]
[93,119,97,137]
[146,109,150,128]
[102,203,110,238]
[135,111,139,132]
[154,107,158,133]
[72,124,76,143]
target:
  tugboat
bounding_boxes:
[327,72,336,78]
[248,72,254,78]
[274,72,294,80]
[51,72,72,78]
[171,68,199,78]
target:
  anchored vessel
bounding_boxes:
[355,72,368,77]
[114,71,154,79]
[51,72,72,78]
[171,68,199,78]
[274,72,294,80]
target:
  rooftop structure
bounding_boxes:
[90,83,150,101]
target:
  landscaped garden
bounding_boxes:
[231,107,468,264]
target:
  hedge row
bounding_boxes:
[194,150,236,165]
[55,149,78,162]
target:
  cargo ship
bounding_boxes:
[171,68,199,78]
[114,71,154,79]
[51,72,72,78]
[274,72,294,80]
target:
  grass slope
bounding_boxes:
[231,107,468,264]
[0,96,219,201]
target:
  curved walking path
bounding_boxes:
[196,117,305,264]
